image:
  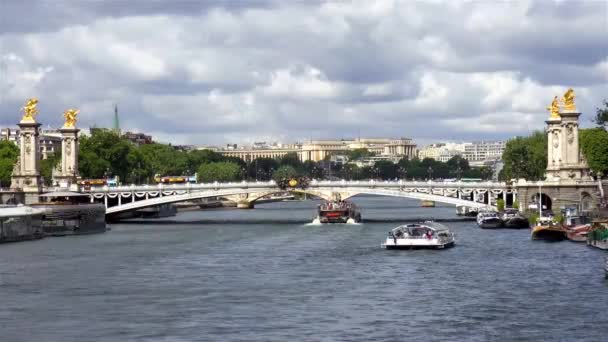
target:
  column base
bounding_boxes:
[236,200,254,209]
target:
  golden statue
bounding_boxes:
[21,98,39,122]
[562,88,576,111]
[63,108,79,128]
[546,96,560,118]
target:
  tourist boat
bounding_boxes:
[0,205,44,243]
[314,200,361,224]
[586,219,608,250]
[564,224,592,242]
[456,205,478,217]
[31,191,107,236]
[531,218,566,241]
[501,208,529,228]
[604,256,608,279]
[476,211,503,229]
[382,222,455,249]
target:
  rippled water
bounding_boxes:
[1,196,606,341]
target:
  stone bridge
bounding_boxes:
[82,180,520,217]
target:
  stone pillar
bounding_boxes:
[557,110,590,180]
[236,200,254,209]
[53,126,80,188]
[10,120,43,202]
[545,115,562,181]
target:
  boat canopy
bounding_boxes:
[0,205,45,218]
[392,222,450,233]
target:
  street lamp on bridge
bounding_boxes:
[398,166,407,181]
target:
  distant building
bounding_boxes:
[1,127,61,159]
[351,155,403,167]
[1,128,19,144]
[418,143,466,162]
[39,129,62,159]
[211,137,417,163]
[173,145,196,152]
[418,141,506,164]
[463,141,506,162]
[123,131,153,145]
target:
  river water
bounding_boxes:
[1,196,606,341]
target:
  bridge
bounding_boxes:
[82,180,516,216]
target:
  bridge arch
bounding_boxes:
[100,186,494,216]
[580,192,594,211]
[531,192,552,211]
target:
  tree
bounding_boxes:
[272,165,298,183]
[197,162,241,182]
[302,160,324,179]
[375,160,397,180]
[0,140,19,186]
[249,157,279,180]
[347,148,374,161]
[138,143,188,177]
[496,198,505,212]
[594,100,608,127]
[279,152,301,169]
[187,149,224,171]
[40,152,61,186]
[446,155,470,178]
[79,130,133,179]
[580,128,608,177]
[500,131,547,181]
[126,148,153,184]
[340,163,360,180]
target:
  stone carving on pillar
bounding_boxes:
[10,98,43,196]
[52,108,81,188]
[544,89,590,182]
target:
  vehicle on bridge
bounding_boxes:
[153,174,197,184]
[78,177,119,189]
[383,222,455,249]
[314,200,361,224]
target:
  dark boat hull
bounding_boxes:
[532,227,566,241]
[478,219,503,229]
[503,217,530,229]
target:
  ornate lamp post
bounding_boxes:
[398,166,407,180]
[427,166,433,181]
[371,166,379,180]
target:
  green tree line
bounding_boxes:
[2,98,605,186]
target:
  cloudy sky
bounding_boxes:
[1,0,607,146]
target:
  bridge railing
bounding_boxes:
[81,179,509,194]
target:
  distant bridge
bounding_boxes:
[82,180,518,216]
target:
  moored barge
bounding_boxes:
[31,192,106,236]
[0,205,44,243]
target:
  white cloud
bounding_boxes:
[261,65,338,99]
[0,0,606,145]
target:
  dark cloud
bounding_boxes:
[0,0,606,145]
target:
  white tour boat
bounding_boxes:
[382,222,455,249]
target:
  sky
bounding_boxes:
[0,0,607,146]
